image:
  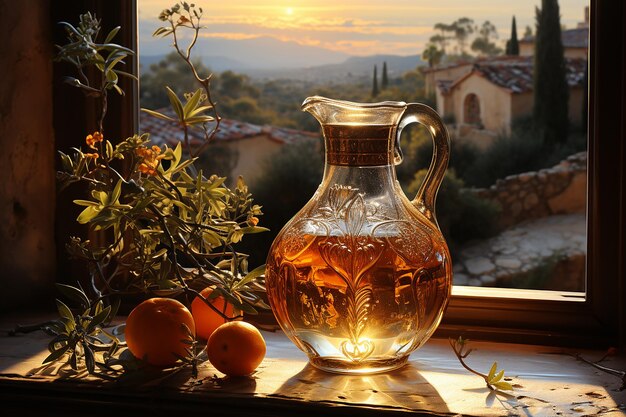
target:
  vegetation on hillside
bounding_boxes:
[141,53,429,132]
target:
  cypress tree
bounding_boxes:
[372,65,379,97]
[533,0,569,146]
[505,16,520,55]
[382,61,389,89]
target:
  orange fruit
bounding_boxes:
[125,297,196,367]
[207,321,266,376]
[191,287,236,340]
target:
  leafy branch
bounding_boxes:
[146,2,221,159]
[450,337,514,391]
[55,11,137,135]
[34,4,270,378]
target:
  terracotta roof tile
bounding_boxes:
[439,56,586,94]
[520,27,588,49]
[139,108,317,148]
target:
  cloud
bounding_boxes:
[138,0,588,56]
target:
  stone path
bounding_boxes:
[453,213,586,290]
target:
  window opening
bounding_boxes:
[137,1,590,297]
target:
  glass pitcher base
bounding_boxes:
[309,355,409,375]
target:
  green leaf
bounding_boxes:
[92,190,108,204]
[166,86,184,121]
[56,284,90,309]
[152,27,168,37]
[56,299,73,321]
[84,344,95,373]
[115,69,139,80]
[58,151,74,171]
[491,369,504,383]
[99,42,135,55]
[168,158,197,176]
[492,381,514,391]
[104,26,121,43]
[235,301,258,315]
[173,142,182,166]
[152,27,173,37]
[111,179,123,204]
[48,334,69,352]
[43,343,71,364]
[105,69,119,84]
[73,199,99,207]
[106,140,114,160]
[76,205,101,224]
[187,105,213,118]
[57,21,81,37]
[202,230,222,248]
[184,115,214,125]
[87,305,112,333]
[239,226,270,234]
[233,264,266,291]
[105,54,126,75]
[183,88,203,118]
[487,362,497,381]
[141,108,175,122]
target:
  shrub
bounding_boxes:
[407,169,499,255]
[241,139,324,265]
[396,126,480,189]
[462,131,546,187]
[457,117,586,188]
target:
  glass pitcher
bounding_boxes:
[265,96,452,374]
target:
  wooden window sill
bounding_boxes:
[0,314,624,416]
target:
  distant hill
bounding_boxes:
[246,54,424,82]
[192,36,349,71]
[139,54,251,74]
[140,44,423,83]
[139,35,423,81]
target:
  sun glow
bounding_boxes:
[286,7,294,16]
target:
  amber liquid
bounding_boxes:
[266,232,451,374]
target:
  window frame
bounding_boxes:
[57,0,624,348]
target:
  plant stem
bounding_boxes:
[571,352,626,390]
[167,14,221,159]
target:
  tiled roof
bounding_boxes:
[420,60,473,74]
[442,56,586,94]
[139,108,318,148]
[436,79,454,94]
[520,27,588,49]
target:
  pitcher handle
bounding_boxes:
[397,103,450,226]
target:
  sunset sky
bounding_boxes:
[139,0,589,56]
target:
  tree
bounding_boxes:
[422,44,444,67]
[524,25,533,38]
[432,22,455,53]
[471,21,502,56]
[372,65,379,97]
[533,0,569,146]
[505,16,520,55]
[432,17,475,57]
[451,17,475,55]
[382,61,389,90]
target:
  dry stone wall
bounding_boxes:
[473,152,587,230]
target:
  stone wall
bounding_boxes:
[473,152,587,230]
